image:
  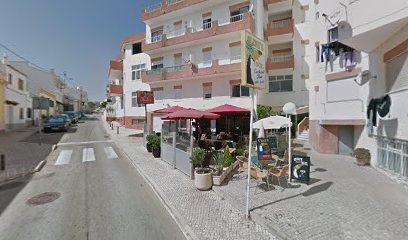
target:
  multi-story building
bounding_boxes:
[107,33,151,130]
[0,69,6,131]
[140,0,309,132]
[301,0,408,180]
[1,56,32,130]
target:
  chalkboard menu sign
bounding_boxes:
[291,155,310,184]
[257,136,278,161]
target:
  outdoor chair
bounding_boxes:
[250,166,271,194]
[237,156,248,172]
[270,165,289,188]
[278,150,289,167]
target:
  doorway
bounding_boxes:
[338,126,354,155]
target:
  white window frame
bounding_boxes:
[231,84,250,98]
[268,74,293,93]
[154,90,163,101]
[203,85,212,99]
[131,64,146,80]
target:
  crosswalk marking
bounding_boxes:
[55,150,73,165]
[104,146,119,159]
[82,148,96,162]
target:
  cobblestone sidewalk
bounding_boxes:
[104,121,277,240]
[214,140,408,240]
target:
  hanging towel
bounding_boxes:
[321,44,330,63]
[345,50,355,68]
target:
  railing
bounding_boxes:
[143,2,162,13]
[297,117,309,137]
[166,65,185,72]
[271,18,291,28]
[272,54,292,62]
[151,34,163,43]
[192,22,212,32]
[198,60,213,68]
[219,13,245,26]
[166,28,186,39]
[167,0,183,5]
[219,55,241,65]
[146,69,163,75]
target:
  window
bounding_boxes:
[269,75,293,92]
[131,64,146,80]
[151,30,163,43]
[174,88,182,99]
[8,74,12,84]
[27,108,32,118]
[231,85,249,97]
[203,17,212,30]
[203,85,212,99]
[18,78,24,91]
[151,59,163,70]
[131,92,143,107]
[49,99,55,107]
[230,6,249,22]
[154,90,163,100]
[19,108,24,119]
[316,45,320,63]
[328,27,338,43]
[174,55,183,66]
[202,50,212,67]
[132,119,145,125]
[230,45,241,63]
[132,43,142,55]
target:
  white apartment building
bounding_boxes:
[1,56,32,130]
[108,34,151,130]
[299,0,408,180]
[140,0,309,132]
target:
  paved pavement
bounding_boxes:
[0,116,186,240]
[0,127,64,182]
[104,120,278,240]
[214,140,408,240]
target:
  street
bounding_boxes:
[0,116,186,240]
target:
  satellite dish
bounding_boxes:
[249,4,254,13]
[337,21,352,40]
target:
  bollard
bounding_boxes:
[111,122,114,130]
[1,154,5,171]
[117,126,120,134]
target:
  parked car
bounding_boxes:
[64,111,79,123]
[75,111,82,119]
[43,116,70,132]
[56,114,71,125]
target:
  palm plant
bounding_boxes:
[212,151,225,176]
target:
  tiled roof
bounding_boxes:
[120,33,146,50]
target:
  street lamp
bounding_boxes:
[77,86,83,113]
[283,102,296,181]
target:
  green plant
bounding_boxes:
[146,134,156,143]
[150,135,161,149]
[353,148,371,165]
[212,151,225,176]
[257,104,274,120]
[223,146,234,167]
[191,148,206,170]
[100,101,107,108]
[235,148,245,157]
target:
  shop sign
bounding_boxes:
[291,155,310,184]
[137,91,154,104]
[241,30,266,89]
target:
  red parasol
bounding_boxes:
[161,109,220,120]
[154,105,187,114]
[206,104,249,114]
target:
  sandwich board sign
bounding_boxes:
[291,155,310,184]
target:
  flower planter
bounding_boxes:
[146,142,152,152]
[152,147,161,158]
[356,158,369,166]
[194,168,213,191]
[212,161,239,186]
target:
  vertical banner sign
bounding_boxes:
[241,30,266,89]
[291,155,311,184]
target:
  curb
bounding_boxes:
[34,160,47,172]
[102,120,199,240]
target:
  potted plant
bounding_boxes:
[191,148,212,190]
[146,134,155,152]
[212,151,225,185]
[353,148,371,166]
[151,135,161,158]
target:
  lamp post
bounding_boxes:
[77,86,83,113]
[283,102,296,181]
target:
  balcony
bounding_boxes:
[266,18,294,43]
[265,0,292,14]
[141,57,241,83]
[142,13,254,53]
[108,84,123,96]
[266,55,294,71]
[141,0,207,21]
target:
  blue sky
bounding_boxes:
[0,0,148,101]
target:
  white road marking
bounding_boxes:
[82,148,96,162]
[55,150,73,165]
[104,146,119,159]
[57,140,113,147]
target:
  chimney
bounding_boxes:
[2,54,8,65]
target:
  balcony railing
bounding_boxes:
[272,54,292,62]
[267,18,294,37]
[167,0,183,5]
[143,2,162,13]
[219,55,242,65]
[198,60,213,68]
[267,55,294,70]
[166,65,185,72]
[272,18,291,28]
[146,69,163,75]
[167,28,186,39]
[151,34,163,43]
[192,22,212,33]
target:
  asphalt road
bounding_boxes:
[0,116,186,240]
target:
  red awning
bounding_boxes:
[206,104,249,114]
[154,106,187,114]
[162,109,220,120]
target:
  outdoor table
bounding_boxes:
[251,156,278,170]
